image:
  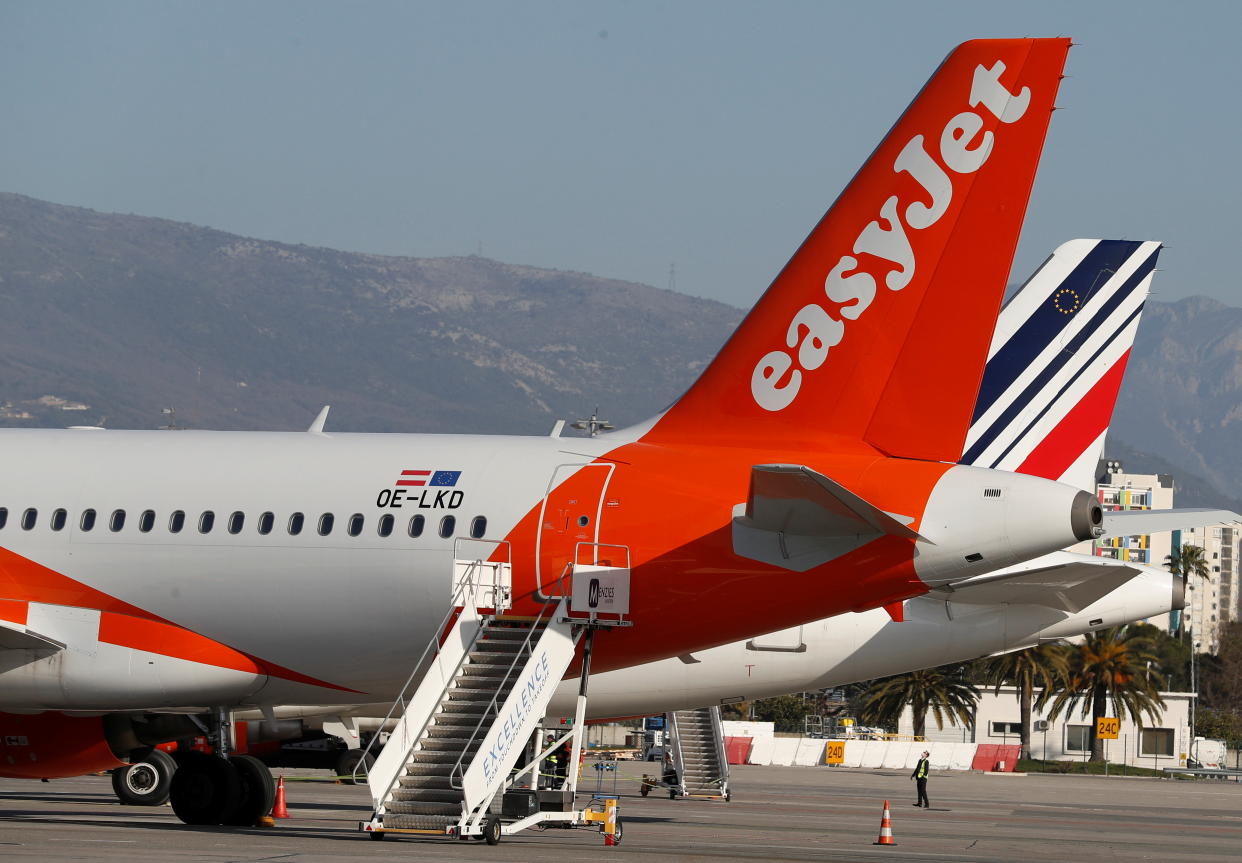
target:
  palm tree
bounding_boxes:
[979,643,1071,759]
[860,666,979,739]
[1166,544,1210,637]
[1045,626,1165,761]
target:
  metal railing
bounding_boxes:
[353,556,509,798]
[447,594,574,795]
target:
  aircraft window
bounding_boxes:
[439,515,456,538]
[470,516,487,539]
[318,513,334,536]
[258,512,274,535]
[199,511,215,534]
[110,509,125,532]
[228,511,245,535]
[378,514,394,537]
[408,514,425,538]
[169,510,185,533]
[139,510,155,533]
[0,507,7,529]
[347,513,364,537]
[21,508,37,530]
[288,512,304,536]
[51,509,67,531]
[80,509,96,531]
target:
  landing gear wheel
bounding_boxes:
[112,749,176,806]
[484,815,502,845]
[335,748,374,786]
[223,755,275,826]
[639,783,649,797]
[169,752,242,825]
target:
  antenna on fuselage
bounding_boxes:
[159,407,182,430]
[570,406,614,438]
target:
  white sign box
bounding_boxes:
[570,565,630,615]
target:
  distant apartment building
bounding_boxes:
[1073,460,1178,632]
[1172,523,1238,654]
[1077,459,1239,653]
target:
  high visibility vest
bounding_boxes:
[915,759,929,779]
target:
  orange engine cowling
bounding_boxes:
[0,711,124,779]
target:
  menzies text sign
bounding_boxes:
[570,565,630,616]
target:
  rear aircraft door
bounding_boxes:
[536,462,614,596]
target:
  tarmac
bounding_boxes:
[3,761,1241,862]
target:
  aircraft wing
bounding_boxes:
[0,619,65,652]
[732,464,924,572]
[934,559,1141,613]
[1102,508,1242,537]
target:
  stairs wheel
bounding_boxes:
[669,788,677,800]
[611,816,623,845]
[368,830,386,841]
[484,815,502,845]
[725,789,732,802]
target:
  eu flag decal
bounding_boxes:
[430,471,461,487]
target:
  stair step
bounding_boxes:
[391,788,464,804]
[382,813,457,830]
[420,738,483,753]
[386,800,463,817]
[447,687,512,701]
[398,774,454,789]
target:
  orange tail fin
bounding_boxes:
[648,39,1071,461]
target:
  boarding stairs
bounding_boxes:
[359,540,631,842]
[668,707,730,801]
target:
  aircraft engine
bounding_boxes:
[914,465,1103,586]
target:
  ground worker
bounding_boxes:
[911,750,930,808]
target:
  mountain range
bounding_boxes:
[0,192,1238,512]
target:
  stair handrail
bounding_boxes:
[709,706,730,792]
[446,589,573,796]
[668,710,687,795]
[354,557,501,791]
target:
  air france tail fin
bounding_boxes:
[646,38,1071,460]
[964,239,1161,489]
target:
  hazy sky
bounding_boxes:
[3,1,1240,310]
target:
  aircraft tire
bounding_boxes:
[111,748,176,806]
[223,755,275,826]
[335,748,374,786]
[169,752,242,825]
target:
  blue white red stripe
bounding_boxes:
[964,239,1161,490]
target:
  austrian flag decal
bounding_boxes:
[396,469,461,487]
[376,469,465,510]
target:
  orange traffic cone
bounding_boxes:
[873,799,896,846]
[271,775,290,819]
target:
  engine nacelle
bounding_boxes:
[0,711,123,779]
[914,465,1102,586]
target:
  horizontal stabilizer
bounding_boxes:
[937,560,1141,613]
[1102,508,1242,537]
[745,464,923,540]
[732,464,921,572]
[0,620,65,652]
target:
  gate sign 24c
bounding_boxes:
[1095,717,1120,739]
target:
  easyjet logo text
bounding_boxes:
[750,61,1032,412]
